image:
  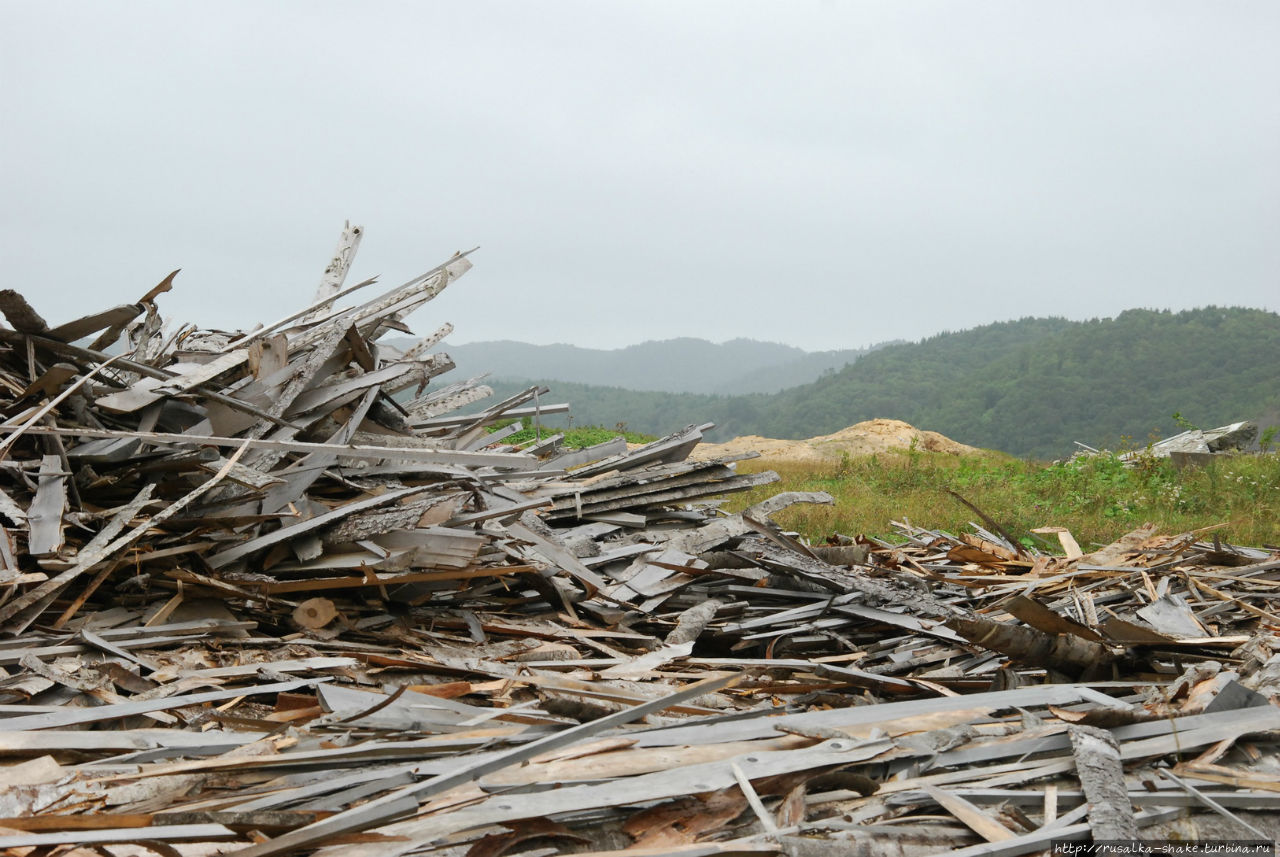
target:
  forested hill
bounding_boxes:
[486,307,1280,459]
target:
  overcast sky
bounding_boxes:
[3,2,1277,352]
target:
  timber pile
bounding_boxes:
[0,229,1278,855]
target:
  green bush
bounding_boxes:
[488,420,657,449]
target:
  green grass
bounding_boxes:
[723,448,1280,551]
[491,421,658,449]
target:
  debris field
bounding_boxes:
[0,227,1277,856]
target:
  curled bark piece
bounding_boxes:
[945,614,1118,677]
[0,289,49,333]
[1069,724,1140,840]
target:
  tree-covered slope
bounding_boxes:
[487,308,1280,459]
[761,307,1279,457]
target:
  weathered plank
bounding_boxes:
[26,455,68,557]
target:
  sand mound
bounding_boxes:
[692,418,977,463]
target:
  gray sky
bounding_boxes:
[4,2,1277,352]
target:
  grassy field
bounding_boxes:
[499,422,1280,552]
[722,448,1280,553]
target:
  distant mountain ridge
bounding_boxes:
[390,336,877,394]
[478,307,1280,459]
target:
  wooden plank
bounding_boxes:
[216,566,532,595]
[731,761,778,834]
[47,304,144,343]
[196,454,286,489]
[303,221,364,323]
[0,824,238,848]
[0,729,265,754]
[26,455,68,557]
[406,382,493,419]
[0,678,323,731]
[395,321,453,363]
[923,785,1017,842]
[0,814,154,831]
[18,426,539,468]
[536,437,627,471]
[412,402,571,429]
[633,684,1087,747]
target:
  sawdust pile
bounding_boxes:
[690,418,977,462]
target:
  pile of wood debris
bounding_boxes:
[0,229,1277,856]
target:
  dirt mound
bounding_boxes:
[692,418,977,462]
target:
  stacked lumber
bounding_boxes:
[0,228,1277,855]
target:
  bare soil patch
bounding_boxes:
[691,418,977,462]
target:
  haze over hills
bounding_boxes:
[409,338,878,395]
[475,307,1280,460]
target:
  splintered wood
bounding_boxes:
[0,228,1277,855]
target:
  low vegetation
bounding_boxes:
[723,448,1280,551]
[496,421,657,448]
